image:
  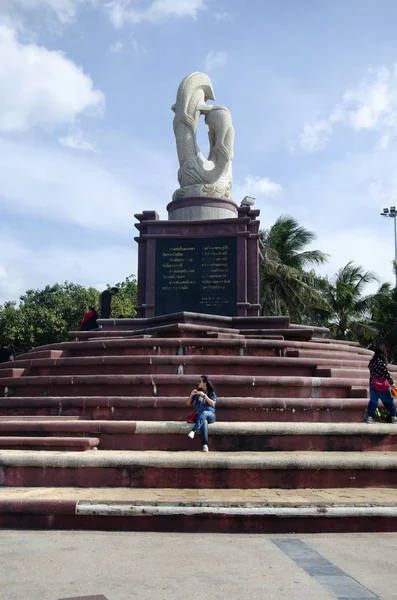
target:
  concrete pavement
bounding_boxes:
[0,531,395,600]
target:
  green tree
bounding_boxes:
[0,282,99,354]
[369,282,397,361]
[260,215,329,321]
[0,275,138,354]
[322,262,378,341]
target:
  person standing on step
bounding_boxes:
[367,345,397,424]
[0,342,13,363]
[99,287,119,319]
[187,375,216,452]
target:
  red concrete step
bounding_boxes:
[316,367,372,380]
[319,360,397,373]
[285,351,388,371]
[0,420,101,434]
[0,368,27,378]
[242,329,313,341]
[18,339,281,359]
[315,338,361,347]
[0,487,396,533]
[255,336,285,340]
[285,349,372,361]
[27,337,372,360]
[206,332,244,339]
[317,365,397,380]
[0,396,369,421]
[0,450,396,489]
[9,355,323,378]
[0,373,364,398]
[17,354,386,379]
[73,315,293,340]
[0,420,392,452]
[0,436,99,451]
[141,422,397,453]
[70,322,243,341]
[15,350,65,361]
[278,343,367,358]
[100,313,291,332]
[0,416,81,421]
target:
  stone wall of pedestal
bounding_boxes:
[134,205,261,318]
[167,196,238,221]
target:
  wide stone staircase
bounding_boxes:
[0,316,397,533]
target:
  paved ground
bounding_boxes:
[0,531,395,600]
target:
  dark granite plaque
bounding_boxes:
[155,237,237,316]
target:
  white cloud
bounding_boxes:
[235,175,282,200]
[378,133,390,150]
[204,50,228,73]
[286,140,296,153]
[316,228,393,293]
[299,119,333,152]
[0,260,25,303]
[342,67,391,131]
[105,0,206,28]
[214,11,229,23]
[0,231,138,304]
[0,26,104,134]
[299,64,397,152]
[1,0,206,30]
[131,36,140,53]
[1,0,86,25]
[0,131,176,234]
[59,128,97,152]
[280,138,397,291]
[110,40,123,53]
[0,138,137,233]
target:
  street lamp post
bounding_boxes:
[381,206,397,286]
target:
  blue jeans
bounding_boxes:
[193,410,216,444]
[367,386,397,418]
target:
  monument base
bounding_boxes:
[134,205,262,319]
[95,311,330,342]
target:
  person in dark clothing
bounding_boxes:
[99,287,119,319]
[367,345,397,423]
[79,307,99,331]
[0,343,12,363]
[187,375,217,452]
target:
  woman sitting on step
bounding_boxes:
[187,375,216,452]
[367,345,397,424]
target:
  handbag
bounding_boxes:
[372,377,390,392]
[186,411,196,423]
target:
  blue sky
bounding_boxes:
[1,0,397,303]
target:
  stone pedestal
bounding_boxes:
[134,205,262,318]
[167,196,238,221]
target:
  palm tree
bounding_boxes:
[370,281,397,360]
[260,215,329,320]
[263,215,329,270]
[323,262,379,340]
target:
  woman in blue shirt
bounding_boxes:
[187,375,216,452]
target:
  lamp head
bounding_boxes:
[240,196,256,207]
